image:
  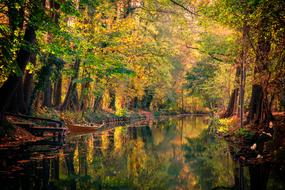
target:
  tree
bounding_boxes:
[198,0,285,126]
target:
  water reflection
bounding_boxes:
[0,116,284,190]
[183,130,232,189]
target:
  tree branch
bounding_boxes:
[136,6,180,15]
[169,0,197,15]
[185,45,224,62]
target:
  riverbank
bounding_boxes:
[211,113,285,169]
[0,108,208,148]
[0,119,43,148]
[0,109,142,148]
[33,107,209,126]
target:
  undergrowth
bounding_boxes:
[209,116,238,134]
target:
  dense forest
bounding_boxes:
[1,0,193,117]
[1,0,284,124]
[0,0,285,189]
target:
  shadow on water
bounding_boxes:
[0,115,284,189]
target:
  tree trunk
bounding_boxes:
[247,84,274,126]
[222,65,241,118]
[10,79,27,113]
[133,97,139,110]
[28,55,52,113]
[141,89,154,110]
[129,97,138,110]
[0,25,36,113]
[222,88,239,118]
[247,17,272,125]
[60,58,80,111]
[239,22,249,127]
[34,92,43,110]
[109,89,116,110]
[280,88,285,111]
[93,93,103,112]
[53,76,62,108]
[247,85,263,122]
[79,81,90,111]
[43,80,52,107]
[41,0,61,108]
[23,54,36,110]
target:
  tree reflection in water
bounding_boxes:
[183,128,284,190]
[0,116,284,189]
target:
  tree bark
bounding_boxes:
[60,58,80,111]
[247,85,263,122]
[222,88,239,118]
[79,81,90,111]
[109,89,116,110]
[28,55,53,112]
[93,93,103,112]
[0,25,36,113]
[41,0,61,108]
[53,76,62,108]
[281,88,285,111]
[23,54,36,109]
[43,80,52,107]
[141,88,154,110]
[247,17,272,125]
[222,66,241,118]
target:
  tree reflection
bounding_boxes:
[183,130,235,190]
[50,122,186,189]
[4,116,282,190]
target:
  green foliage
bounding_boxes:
[185,61,223,108]
[184,20,238,110]
[186,61,217,96]
[115,108,128,117]
[4,0,283,117]
[235,128,255,139]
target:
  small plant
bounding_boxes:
[115,108,128,117]
[235,128,255,139]
[217,117,238,133]
[208,117,238,134]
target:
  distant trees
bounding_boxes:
[185,26,238,112]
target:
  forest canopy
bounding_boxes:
[0,0,284,126]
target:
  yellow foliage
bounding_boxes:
[73,143,79,175]
[114,127,124,153]
[217,117,238,133]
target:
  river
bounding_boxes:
[0,115,284,190]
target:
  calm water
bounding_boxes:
[0,116,284,190]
